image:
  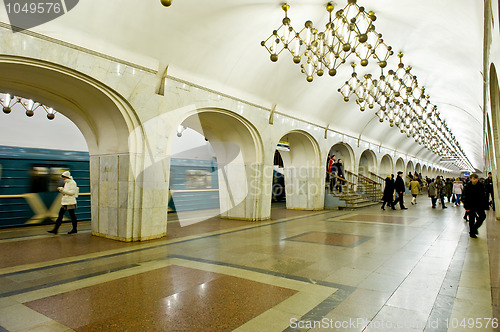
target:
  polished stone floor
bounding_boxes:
[0,200,498,331]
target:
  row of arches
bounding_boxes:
[0,55,449,241]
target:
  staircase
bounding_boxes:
[324,171,382,210]
[325,189,380,210]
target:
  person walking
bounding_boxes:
[334,159,345,193]
[485,172,495,211]
[408,176,421,205]
[428,178,437,208]
[327,155,336,193]
[462,173,488,238]
[445,178,453,202]
[381,174,395,210]
[435,176,447,209]
[48,171,79,235]
[452,177,464,206]
[392,171,407,210]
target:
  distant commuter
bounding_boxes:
[333,159,344,193]
[435,176,447,209]
[452,177,464,206]
[428,178,437,208]
[408,177,421,205]
[381,174,395,210]
[392,171,407,210]
[462,173,488,238]
[327,155,336,192]
[485,172,495,211]
[445,178,453,202]
[48,171,79,235]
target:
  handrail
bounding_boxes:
[329,172,354,185]
[369,171,385,181]
[345,170,357,178]
[358,173,380,185]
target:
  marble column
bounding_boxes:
[284,166,324,210]
[90,153,169,241]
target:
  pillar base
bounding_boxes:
[92,231,166,242]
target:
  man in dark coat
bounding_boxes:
[333,159,345,193]
[381,174,395,210]
[485,171,495,211]
[392,171,408,210]
[462,173,488,238]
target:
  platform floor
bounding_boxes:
[0,200,498,331]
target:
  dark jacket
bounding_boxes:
[333,162,344,178]
[395,175,405,193]
[462,181,488,210]
[445,179,453,197]
[383,177,395,201]
[428,181,436,197]
[485,176,494,193]
[436,179,445,198]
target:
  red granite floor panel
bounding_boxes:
[0,205,321,269]
[286,232,370,248]
[25,265,297,331]
[340,214,417,224]
[0,233,139,269]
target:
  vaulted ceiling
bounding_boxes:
[1,0,485,171]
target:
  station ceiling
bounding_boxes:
[2,0,485,171]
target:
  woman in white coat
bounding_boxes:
[452,177,464,206]
[48,171,79,234]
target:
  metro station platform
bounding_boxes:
[0,201,498,331]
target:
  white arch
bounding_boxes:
[379,154,394,177]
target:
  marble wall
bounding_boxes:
[0,24,446,240]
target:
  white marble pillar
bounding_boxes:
[90,153,169,241]
[284,166,324,210]
[217,161,272,221]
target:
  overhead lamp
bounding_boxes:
[0,92,57,120]
[261,0,392,82]
[176,125,186,137]
[261,1,473,170]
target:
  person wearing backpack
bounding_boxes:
[48,171,79,234]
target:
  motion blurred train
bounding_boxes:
[0,146,286,228]
[0,146,91,228]
[0,146,222,228]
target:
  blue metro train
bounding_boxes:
[0,146,91,228]
[0,146,222,228]
[0,146,286,228]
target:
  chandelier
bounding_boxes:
[261,0,474,171]
[337,53,473,170]
[261,0,393,82]
[0,92,57,120]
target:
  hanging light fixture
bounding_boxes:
[0,92,58,120]
[261,0,392,82]
[261,1,474,171]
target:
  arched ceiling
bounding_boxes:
[0,0,484,171]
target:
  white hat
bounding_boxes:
[62,171,71,178]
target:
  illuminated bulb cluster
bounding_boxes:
[338,53,473,170]
[261,0,473,171]
[261,0,393,82]
[0,92,57,120]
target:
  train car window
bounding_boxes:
[185,170,212,189]
[30,167,50,192]
[0,163,2,180]
[49,167,68,192]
